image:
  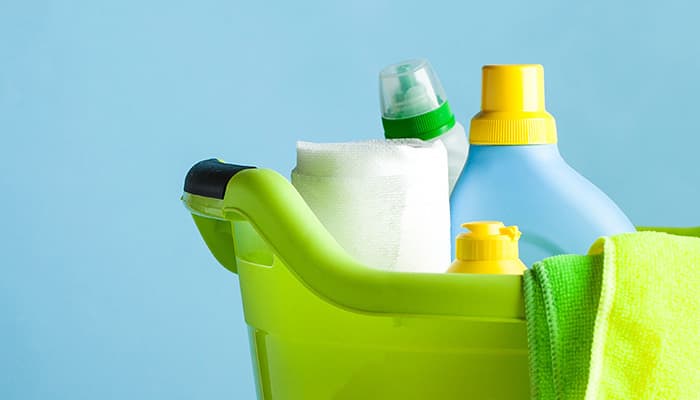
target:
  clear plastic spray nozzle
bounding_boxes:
[379,59,447,120]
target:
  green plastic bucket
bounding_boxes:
[182,159,530,399]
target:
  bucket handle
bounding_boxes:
[182,159,526,319]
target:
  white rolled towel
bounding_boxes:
[291,139,450,273]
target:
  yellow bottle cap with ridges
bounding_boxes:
[456,221,522,261]
[469,64,557,145]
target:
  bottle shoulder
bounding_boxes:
[452,149,633,228]
[455,150,568,191]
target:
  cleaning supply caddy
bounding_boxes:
[183,159,529,399]
[450,65,635,265]
[181,62,698,400]
[182,159,698,400]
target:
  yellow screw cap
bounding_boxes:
[469,64,557,145]
[448,221,527,274]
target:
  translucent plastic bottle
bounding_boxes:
[450,65,635,266]
[380,59,468,192]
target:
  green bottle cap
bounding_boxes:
[379,59,456,140]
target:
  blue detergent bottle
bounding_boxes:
[450,65,635,266]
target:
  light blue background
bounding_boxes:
[2,0,698,398]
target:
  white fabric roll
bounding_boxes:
[291,139,451,273]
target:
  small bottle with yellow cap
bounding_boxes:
[450,64,635,265]
[448,221,526,274]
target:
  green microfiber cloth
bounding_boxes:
[525,228,700,400]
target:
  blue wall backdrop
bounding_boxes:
[2,0,698,398]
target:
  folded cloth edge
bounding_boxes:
[584,237,617,400]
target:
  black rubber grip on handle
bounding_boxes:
[184,159,256,199]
